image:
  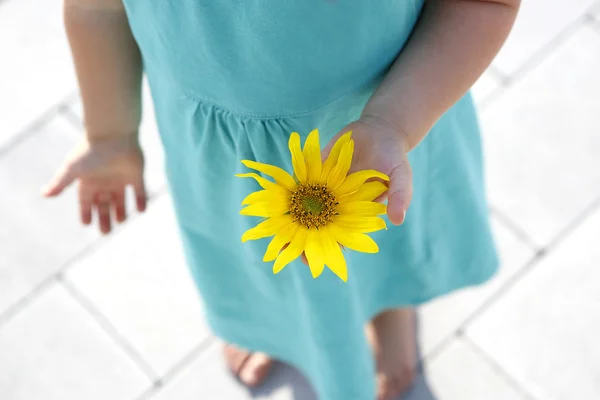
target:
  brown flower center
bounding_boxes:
[289,183,338,229]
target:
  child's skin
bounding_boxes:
[44,1,519,398]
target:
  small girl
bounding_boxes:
[44,1,519,399]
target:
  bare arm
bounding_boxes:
[363,0,520,150]
[64,0,142,143]
[42,0,146,234]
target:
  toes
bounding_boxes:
[396,365,417,392]
[376,374,394,400]
[223,344,251,375]
[376,368,417,400]
[223,346,273,388]
[239,352,274,387]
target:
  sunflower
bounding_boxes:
[236,129,389,282]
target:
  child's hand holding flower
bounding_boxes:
[237,117,412,282]
[324,115,413,226]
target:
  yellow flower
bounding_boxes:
[236,129,389,282]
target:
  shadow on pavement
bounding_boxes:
[399,374,437,400]
[249,362,318,399]
[248,362,437,400]
[248,313,438,400]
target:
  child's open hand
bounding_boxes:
[324,115,413,226]
[42,135,147,234]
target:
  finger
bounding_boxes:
[80,202,93,225]
[320,130,347,163]
[387,160,413,226]
[95,193,112,234]
[321,139,335,162]
[112,190,127,223]
[42,166,75,197]
[301,252,308,265]
[134,179,147,212]
[79,187,93,225]
[79,184,94,225]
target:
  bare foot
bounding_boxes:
[222,344,274,387]
[366,308,418,400]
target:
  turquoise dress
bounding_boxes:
[122,1,498,398]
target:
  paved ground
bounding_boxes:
[1,1,600,399]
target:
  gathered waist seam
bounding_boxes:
[176,74,383,121]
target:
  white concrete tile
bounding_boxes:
[0,283,149,400]
[66,194,209,376]
[68,81,166,195]
[592,2,600,19]
[0,116,100,316]
[0,0,76,147]
[466,205,600,400]
[471,70,502,105]
[482,26,600,246]
[492,0,596,76]
[425,338,526,400]
[419,217,535,355]
[148,342,317,400]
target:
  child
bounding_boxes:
[44,1,520,399]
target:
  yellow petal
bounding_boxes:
[273,227,308,274]
[334,215,387,233]
[304,228,325,278]
[326,139,354,190]
[241,214,293,242]
[321,131,352,180]
[240,201,288,217]
[289,132,307,183]
[236,173,289,195]
[338,181,389,203]
[334,170,390,197]
[330,223,379,253]
[320,226,348,282]
[337,201,387,216]
[241,160,297,191]
[241,189,288,206]
[303,129,322,182]
[263,222,299,261]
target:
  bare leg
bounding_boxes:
[366,308,418,400]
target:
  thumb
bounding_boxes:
[387,159,413,225]
[41,165,76,197]
[321,136,335,163]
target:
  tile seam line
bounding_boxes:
[544,192,600,254]
[0,5,592,155]
[0,185,169,330]
[476,87,505,112]
[2,189,592,396]
[486,65,510,85]
[428,193,600,361]
[155,336,216,388]
[588,18,600,35]
[0,277,58,328]
[3,134,598,350]
[422,248,542,363]
[461,335,541,400]
[456,193,600,334]
[59,277,161,382]
[492,11,592,91]
[136,337,217,400]
[490,206,542,252]
[0,91,78,158]
[60,105,85,130]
